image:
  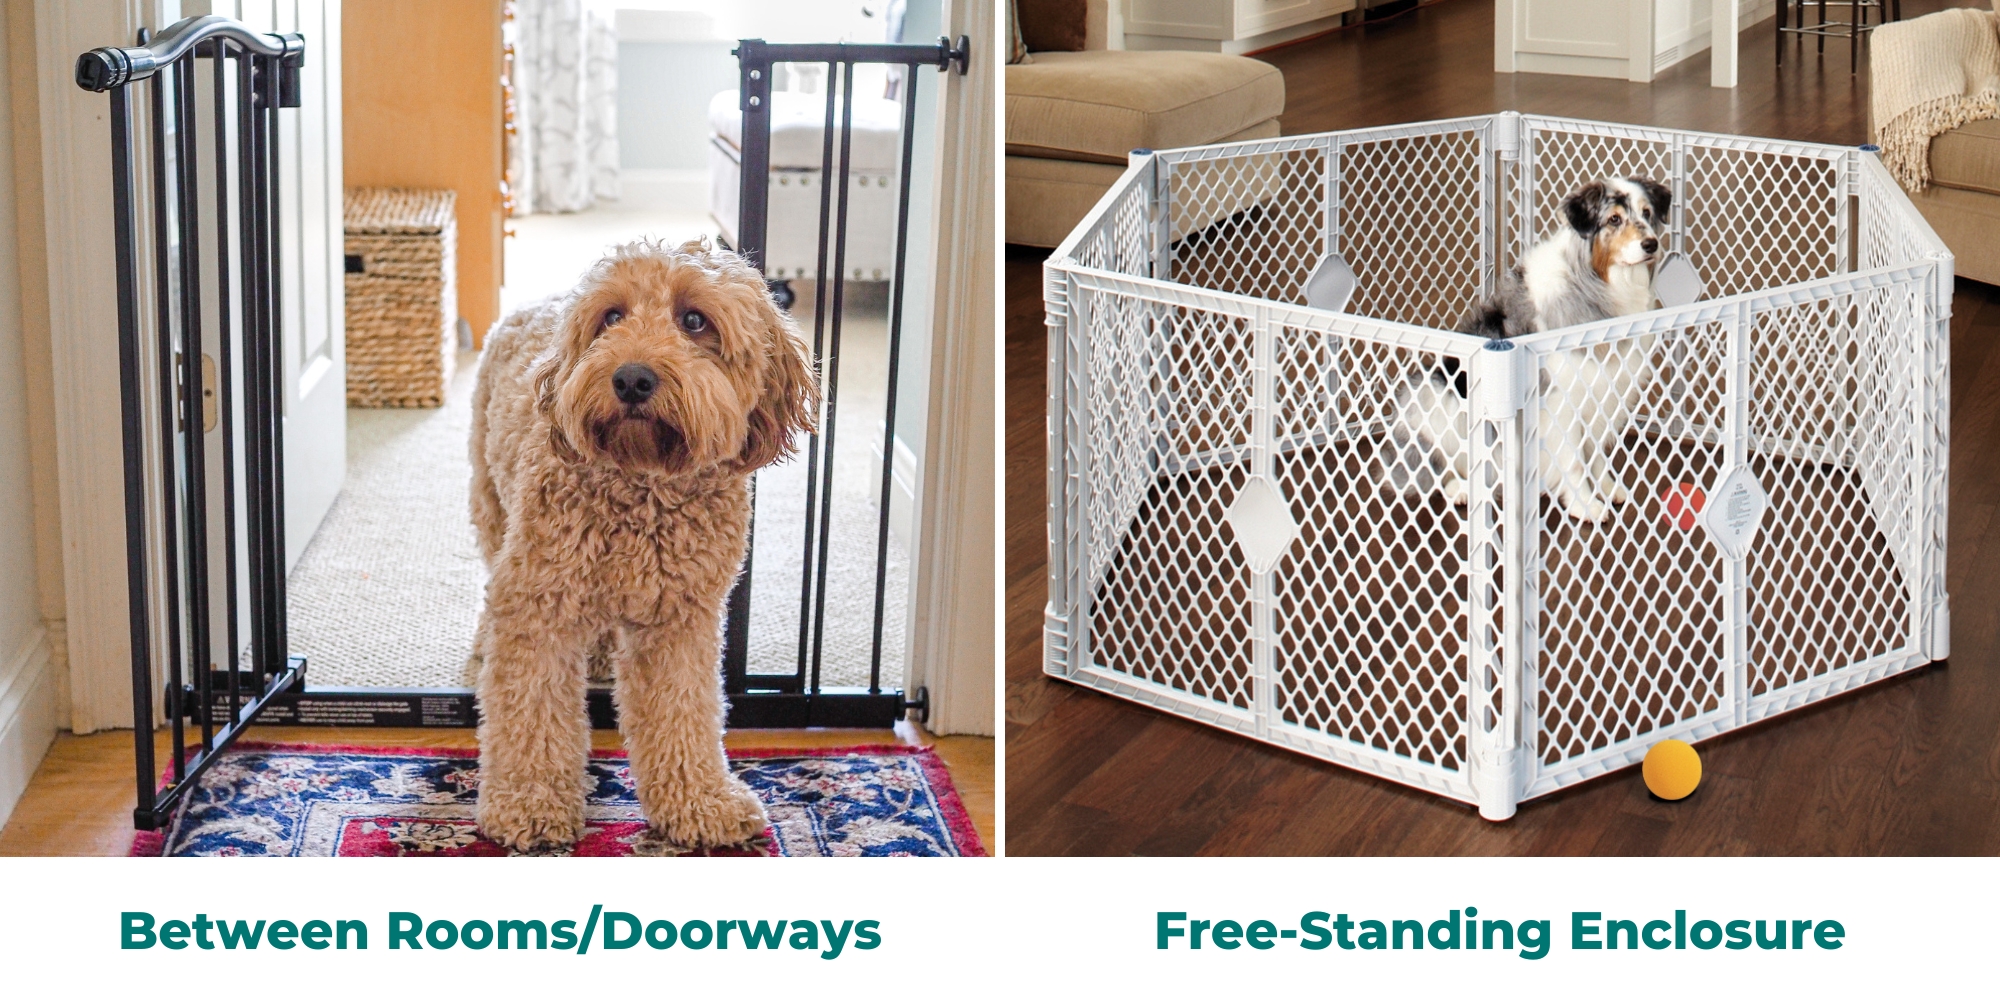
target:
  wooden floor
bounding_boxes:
[1006,0,2000,854]
[0,724,992,856]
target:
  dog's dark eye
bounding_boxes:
[1607,214,1622,227]
[600,308,624,331]
[681,310,710,334]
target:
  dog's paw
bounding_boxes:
[1440,476,1471,506]
[1562,495,1611,523]
[1602,479,1631,504]
[477,788,587,852]
[651,777,770,848]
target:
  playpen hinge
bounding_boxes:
[1469,339,1528,421]
[1044,610,1073,676]
[1491,112,1521,160]
[1930,600,1951,661]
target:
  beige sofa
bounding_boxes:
[1006,1,1285,247]
[1895,120,2000,286]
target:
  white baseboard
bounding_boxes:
[0,627,59,833]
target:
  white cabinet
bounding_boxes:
[1126,0,1359,55]
[1495,0,1772,83]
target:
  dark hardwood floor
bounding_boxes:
[1005,0,2000,855]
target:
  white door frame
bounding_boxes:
[31,0,159,734]
[904,0,995,738]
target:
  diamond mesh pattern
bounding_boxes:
[1336,130,1487,328]
[1070,175,1155,278]
[1087,293,1256,711]
[1745,290,1913,696]
[1685,144,1840,297]
[1051,118,1945,813]
[1167,147,1325,305]
[1271,331,1470,770]
[1533,324,1730,764]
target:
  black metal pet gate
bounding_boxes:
[721,36,969,726]
[80,18,966,827]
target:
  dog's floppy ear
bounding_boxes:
[735,300,820,471]
[1563,181,1608,237]
[1634,177,1672,222]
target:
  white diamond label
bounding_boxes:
[1700,465,1768,559]
[1223,475,1300,574]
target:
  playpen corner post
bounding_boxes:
[1486,113,1520,296]
[1044,262,1078,678]
[1467,339,1528,821]
[1148,154,1171,283]
[1724,299,1753,726]
[1249,303,1277,741]
[1923,254,1953,662]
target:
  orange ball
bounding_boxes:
[1642,739,1702,800]
[1664,483,1706,531]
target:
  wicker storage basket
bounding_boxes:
[344,187,457,407]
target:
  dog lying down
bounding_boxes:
[1384,176,1672,522]
[468,238,818,851]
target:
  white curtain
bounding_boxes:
[512,0,620,214]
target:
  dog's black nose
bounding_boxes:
[1641,238,1659,254]
[612,363,657,405]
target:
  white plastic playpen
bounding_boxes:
[1042,113,1951,820]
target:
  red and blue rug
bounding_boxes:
[130,742,984,857]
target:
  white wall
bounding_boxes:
[1653,0,1774,74]
[0,0,59,833]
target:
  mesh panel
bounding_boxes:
[1745,287,1914,696]
[1167,147,1325,304]
[1532,324,1730,764]
[1271,332,1471,770]
[1685,144,1841,297]
[1337,129,1488,328]
[1087,294,1256,711]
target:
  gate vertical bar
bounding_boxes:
[1042,261,1072,676]
[806,59,859,694]
[174,55,214,753]
[261,52,291,675]
[213,41,243,726]
[791,60,841,692]
[1468,339,1524,820]
[1322,135,1340,263]
[1724,299,1752,724]
[721,39,773,690]
[1249,303,1275,740]
[867,65,922,694]
[1920,256,1952,660]
[111,82,159,827]
[149,61,188,783]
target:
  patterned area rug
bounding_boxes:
[130,743,982,857]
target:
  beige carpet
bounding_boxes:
[286,325,910,692]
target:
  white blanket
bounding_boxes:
[1871,8,2000,191]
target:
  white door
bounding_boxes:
[190,0,344,677]
[218,0,346,569]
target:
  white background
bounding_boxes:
[0,856,1986,996]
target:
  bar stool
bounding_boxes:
[1777,0,1902,74]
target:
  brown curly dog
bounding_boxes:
[468,238,817,851]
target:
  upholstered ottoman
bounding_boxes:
[708,88,905,305]
[1006,50,1285,247]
